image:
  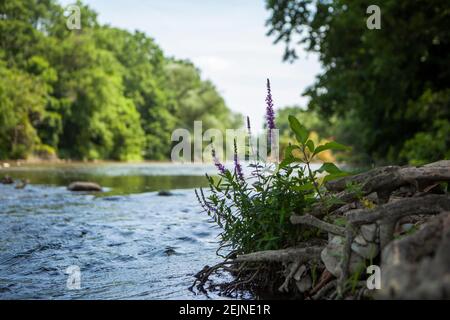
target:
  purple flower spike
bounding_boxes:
[212,148,226,175]
[233,139,244,182]
[265,78,276,131]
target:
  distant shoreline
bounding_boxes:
[0,159,178,167]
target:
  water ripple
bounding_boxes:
[0,183,223,299]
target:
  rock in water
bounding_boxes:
[158,190,173,196]
[15,179,29,189]
[1,175,14,184]
[68,181,102,192]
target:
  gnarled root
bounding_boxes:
[311,161,450,217]
[194,160,450,299]
[377,212,450,299]
[290,214,345,236]
[346,194,450,248]
[235,246,323,263]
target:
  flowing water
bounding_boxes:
[0,162,231,300]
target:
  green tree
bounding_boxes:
[165,60,242,132]
[0,58,48,159]
[266,0,450,164]
[0,0,240,160]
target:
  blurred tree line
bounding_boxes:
[266,0,449,165]
[0,0,241,161]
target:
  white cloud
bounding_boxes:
[58,0,323,130]
[193,56,233,73]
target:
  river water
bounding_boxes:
[0,162,230,300]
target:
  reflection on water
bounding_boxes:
[1,162,217,195]
[0,162,228,300]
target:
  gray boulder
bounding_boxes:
[351,242,379,259]
[1,175,14,184]
[321,235,365,277]
[360,224,378,242]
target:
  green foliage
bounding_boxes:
[399,90,450,165]
[0,0,239,160]
[345,182,364,200]
[288,115,309,144]
[266,0,450,165]
[0,59,48,159]
[276,106,335,139]
[276,106,348,164]
[400,120,450,166]
[282,116,350,196]
[314,142,349,157]
[197,112,349,254]
[197,164,312,254]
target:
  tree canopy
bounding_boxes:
[266,0,450,165]
[0,0,241,160]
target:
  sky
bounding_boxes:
[59,0,322,131]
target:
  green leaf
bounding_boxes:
[306,140,315,153]
[285,144,300,156]
[317,162,343,174]
[292,183,315,191]
[323,172,350,183]
[288,115,309,144]
[313,141,350,156]
[279,157,295,169]
[279,144,300,168]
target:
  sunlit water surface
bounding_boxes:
[0,162,233,300]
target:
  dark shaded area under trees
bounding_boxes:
[266,0,450,165]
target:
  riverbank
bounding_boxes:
[0,162,218,197]
[193,160,450,299]
[0,158,194,168]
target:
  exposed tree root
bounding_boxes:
[290,214,346,236]
[377,212,450,299]
[193,160,450,299]
[234,246,323,263]
[311,161,450,217]
[347,194,450,248]
[337,225,355,296]
[311,280,337,300]
[325,160,450,193]
[309,269,333,296]
[325,166,401,192]
[190,261,236,292]
[278,260,301,292]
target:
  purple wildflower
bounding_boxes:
[212,148,226,174]
[233,139,244,182]
[265,78,276,131]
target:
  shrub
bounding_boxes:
[400,119,450,165]
[196,81,350,256]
